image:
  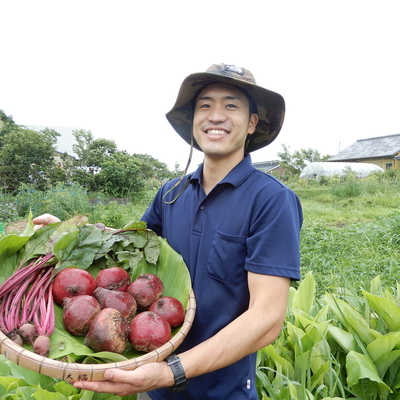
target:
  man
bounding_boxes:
[34,63,302,399]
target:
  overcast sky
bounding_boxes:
[1,1,399,170]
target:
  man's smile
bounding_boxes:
[205,129,229,136]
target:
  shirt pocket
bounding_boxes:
[207,230,247,285]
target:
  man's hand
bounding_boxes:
[32,213,61,230]
[73,362,174,396]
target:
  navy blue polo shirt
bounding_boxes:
[142,154,302,400]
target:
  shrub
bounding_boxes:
[15,182,92,220]
[0,194,19,224]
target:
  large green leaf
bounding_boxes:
[31,386,68,400]
[346,351,390,400]
[362,291,400,332]
[328,325,356,353]
[6,362,54,389]
[53,225,103,272]
[261,345,295,379]
[323,294,378,345]
[367,332,400,362]
[292,272,315,314]
[366,332,400,378]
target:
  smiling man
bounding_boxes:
[192,83,259,194]
[38,63,303,400]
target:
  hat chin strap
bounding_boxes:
[162,130,194,204]
[244,134,252,154]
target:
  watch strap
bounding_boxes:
[165,354,188,392]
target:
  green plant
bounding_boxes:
[256,273,400,400]
[0,200,18,224]
[14,182,92,220]
[89,200,148,228]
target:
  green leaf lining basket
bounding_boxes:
[0,221,196,382]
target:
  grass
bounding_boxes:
[287,175,400,297]
[2,172,400,295]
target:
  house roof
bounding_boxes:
[252,160,280,172]
[329,133,400,161]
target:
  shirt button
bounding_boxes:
[199,205,205,210]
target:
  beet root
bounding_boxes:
[52,268,97,306]
[96,267,131,292]
[63,295,101,336]
[127,274,164,311]
[93,287,137,322]
[84,308,130,354]
[18,323,38,344]
[33,335,51,357]
[129,311,171,352]
[149,297,185,328]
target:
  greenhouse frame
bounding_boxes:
[299,162,384,180]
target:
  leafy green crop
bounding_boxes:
[256,273,400,400]
[0,355,137,399]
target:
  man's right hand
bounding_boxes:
[32,213,61,230]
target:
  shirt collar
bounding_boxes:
[190,154,255,188]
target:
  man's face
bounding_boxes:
[193,83,258,161]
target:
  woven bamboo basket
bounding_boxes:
[0,290,195,382]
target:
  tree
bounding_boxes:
[0,128,58,191]
[86,138,118,170]
[95,151,144,197]
[72,129,94,159]
[0,110,19,148]
[72,129,117,172]
[132,153,175,184]
[277,144,331,178]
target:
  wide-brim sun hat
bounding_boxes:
[166,63,285,153]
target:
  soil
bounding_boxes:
[5,220,28,234]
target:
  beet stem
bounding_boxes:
[0,253,56,342]
[0,253,54,298]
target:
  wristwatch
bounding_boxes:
[165,354,189,392]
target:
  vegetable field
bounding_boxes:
[0,171,400,399]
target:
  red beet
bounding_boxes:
[52,268,96,306]
[149,297,185,328]
[84,308,130,354]
[129,311,171,352]
[96,267,131,292]
[127,274,164,311]
[93,287,137,322]
[18,323,38,344]
[62,295,101,336]
[33,335,51,357]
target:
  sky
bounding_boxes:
[1,1,399,170]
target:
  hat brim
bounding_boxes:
[166,71,285,153]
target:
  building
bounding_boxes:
[29,126,78,168]
[29,126,78,158]
[329,134,400,170]
[300,162,383,180]
[53,150,76,169]
[252,160,285,177]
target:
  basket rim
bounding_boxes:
[0,290,196,382]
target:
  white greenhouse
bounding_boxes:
[299,162,384,180]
